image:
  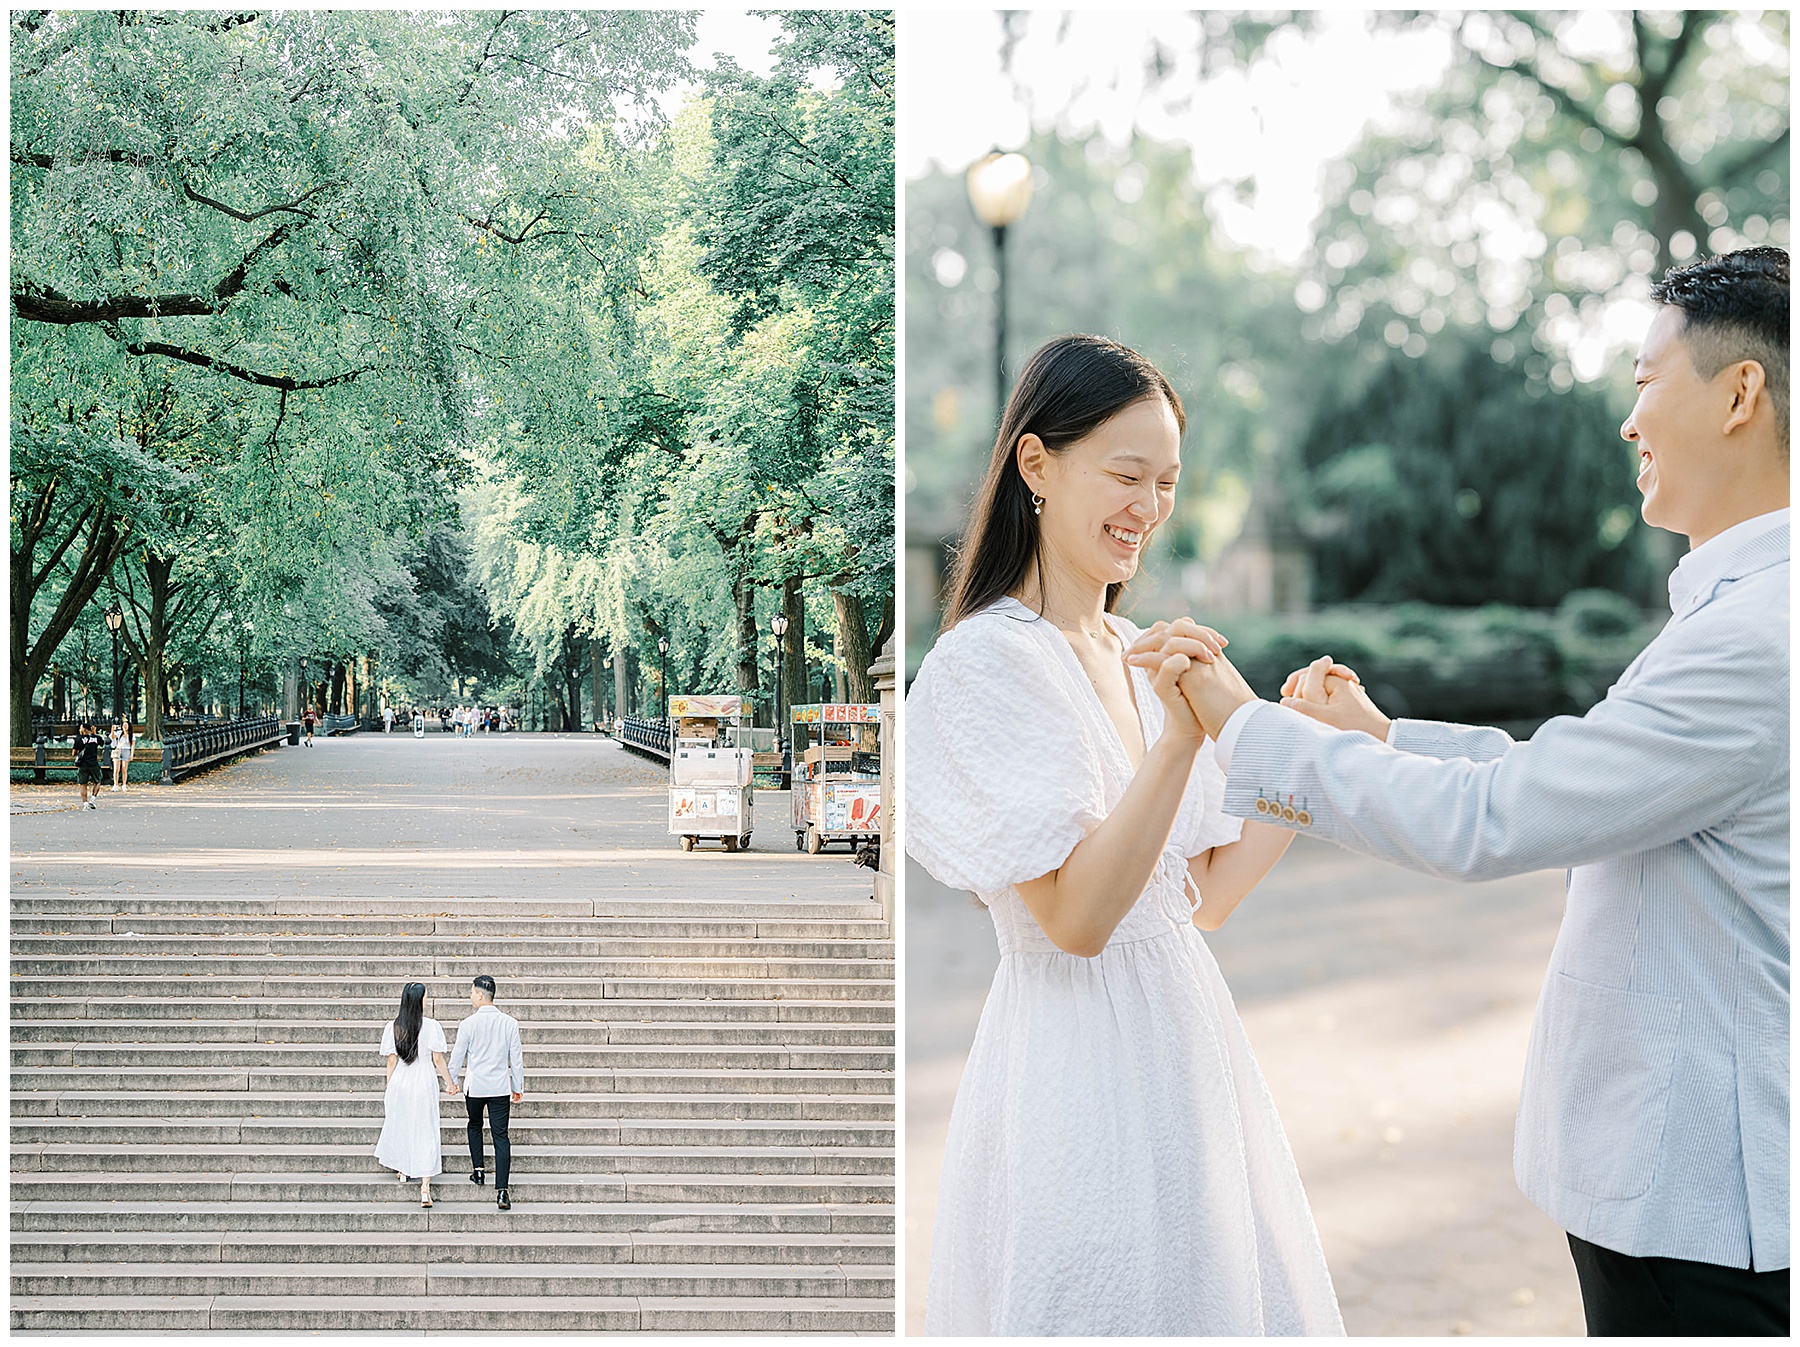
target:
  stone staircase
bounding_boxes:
[11,893,895,1332]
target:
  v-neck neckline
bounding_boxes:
[995,596,1149,775]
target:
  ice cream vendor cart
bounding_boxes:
[790,703,882,854]
[668,695,755,853]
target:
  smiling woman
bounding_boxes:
[904,334,1343,1336]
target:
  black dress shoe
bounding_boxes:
[469,1169,484,1186]
[496,1187,511,1210]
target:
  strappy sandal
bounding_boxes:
[420,1183,432,1208]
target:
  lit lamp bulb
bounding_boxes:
[965,152,1034,229]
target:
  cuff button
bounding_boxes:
[1280,805,1297,822]
[1296,810,1312,826]
[1255,799,1271,814]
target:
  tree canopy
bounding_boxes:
[12,9,894,742]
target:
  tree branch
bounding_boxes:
[15,286,222,323]
[103,327,372,391]
[181,180,328,224]
[1716,125,1790,181]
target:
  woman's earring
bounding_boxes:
[1031,492,1044,517]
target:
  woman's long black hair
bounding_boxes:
[393,983,427,1065]
[941,334,1186,631]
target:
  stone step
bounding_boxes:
[10,1017,893,1046]
[11,916,890,939]
[11,1170,894,1205]
[12,1116,894,1148]
[12,975,895,1001]
[13,1065,893,1095]
[12,1259,894,1298]
[12,1229,895,1265]
[12,955,894,980]
[12,1200,894,1235]
[11,895,883,920]
[13,865,893,1331]
[15,1090,892,1122]
[9,1292,894,1332]
[11,935,895,960]
[9,995,894,1024]
[13,1143,894,1177]
[12,1042,894,1070]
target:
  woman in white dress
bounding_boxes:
[906,335,1344,1335]
[375,982,458,1207]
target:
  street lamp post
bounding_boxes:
[770,614,789,748]
[657,636,670,720]
[602,655,612,731]
[238,622,253,719]
[104,607,124,725]
[299,656,309,724]
[966,150,1035,419]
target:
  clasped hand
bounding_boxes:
[1126,621,1384,742]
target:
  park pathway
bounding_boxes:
[11,731,893,1333]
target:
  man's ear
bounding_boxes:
[1015,432,1051,496]
[1722,359,1768,436]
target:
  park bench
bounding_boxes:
[10,745,81,782]
[160,716,287,782]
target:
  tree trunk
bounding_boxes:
[614,641,632,722]
[781,575,806,732]
[834,590,874,703]
[10,497,133,745]
[590,638,605,728]
[732,569,762,722]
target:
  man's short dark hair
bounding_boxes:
[472,975,496,1000]
[1651,246,1789,451]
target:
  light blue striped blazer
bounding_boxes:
[1223,525,1789,1271]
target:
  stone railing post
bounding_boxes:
[869,633,896,926]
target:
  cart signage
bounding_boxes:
[791,703,879,725]
[669,695,743,718]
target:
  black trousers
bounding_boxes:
[1567,1233,1789,1336]
[465,1095,511,1189]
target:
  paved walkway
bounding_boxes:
[905,841,1585,1337]
[11,730,860,905]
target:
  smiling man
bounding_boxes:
[1134,247,1790,1336]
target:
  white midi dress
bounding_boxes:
[375,1017,447,1179]
[905,598,1344,1336]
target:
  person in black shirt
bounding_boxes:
[72,719,105,810]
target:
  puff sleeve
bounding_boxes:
[904,615,1113,899]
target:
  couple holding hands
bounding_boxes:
[906,247,1788,1336]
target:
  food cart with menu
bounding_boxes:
[667,695,755,853]
[789,703,881,854]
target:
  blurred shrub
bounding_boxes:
[1558,587,1644,640]
[1220,599,1663,728]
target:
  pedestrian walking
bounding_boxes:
[110,721,133,792]
[375,982,458,1208]
[383,705,395,733]
[302,705,316,746]
[72,719,106,810]
[448,974,525,1210]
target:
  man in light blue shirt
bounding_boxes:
[449,974,525,1210]
[1133,248,1789,1335]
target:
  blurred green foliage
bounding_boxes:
[1220,595,1666,728]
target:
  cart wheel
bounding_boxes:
[721,835,739,853]
[680,835,696,853]
[806,828,824,855]
[740,833,751,851]
[795,832,806,852]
